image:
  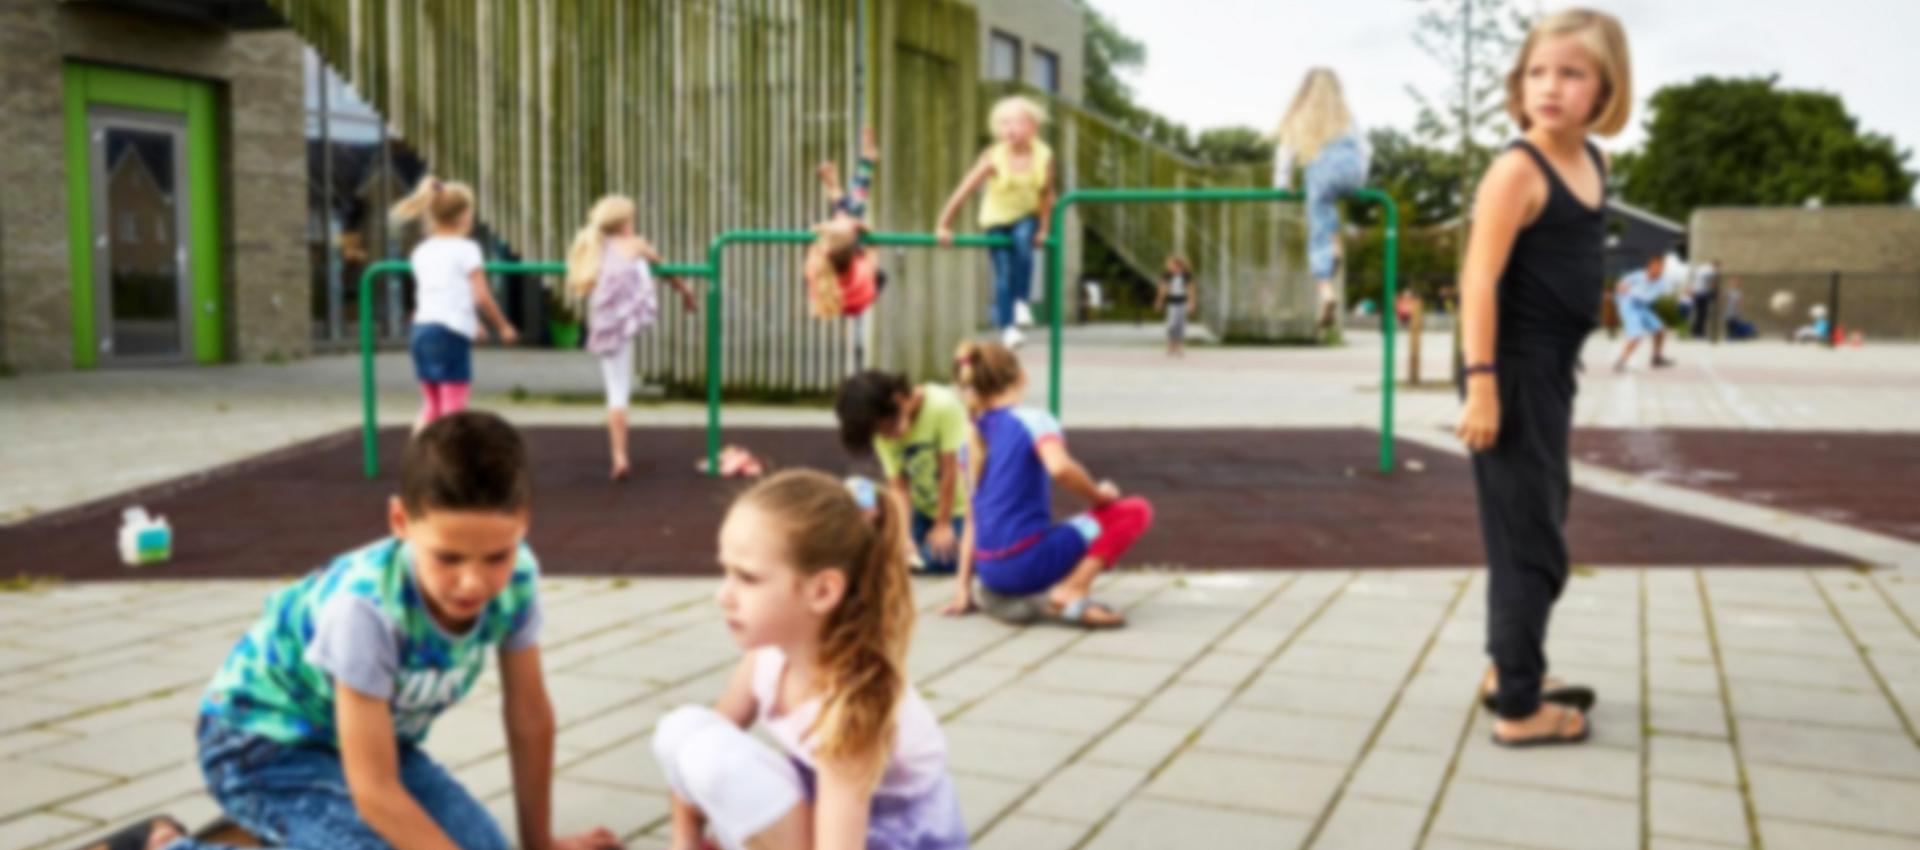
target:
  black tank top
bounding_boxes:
[1496,140,1608,364]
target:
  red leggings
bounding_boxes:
[416,382,471,430]
[976,496,1155,596]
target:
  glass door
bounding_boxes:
[88,107,193,363]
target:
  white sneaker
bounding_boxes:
[1014,300,1036,329]
[1001,326,1025,349]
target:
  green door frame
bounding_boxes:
[63,62,224,368]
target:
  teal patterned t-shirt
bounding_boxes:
[200,537,542,747]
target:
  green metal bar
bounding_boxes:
[1043,186,1401,473]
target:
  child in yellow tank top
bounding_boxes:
[936,96,1056,347]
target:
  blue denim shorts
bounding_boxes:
[409,323,472,383]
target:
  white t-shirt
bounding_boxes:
[410,236,485,338]
[750,646,950,803]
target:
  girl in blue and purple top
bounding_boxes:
[566,195,697,480]
[944,340,1154,628]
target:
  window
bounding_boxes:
[989,31,1022,81]
[1032,47,1061,94]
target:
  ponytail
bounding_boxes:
[952,339,1023,412]
[390,175,474,232]
[735,470,914,780]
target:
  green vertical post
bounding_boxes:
[359,260,406,479]
[705,236,727,479]
[1357,188,1400,474]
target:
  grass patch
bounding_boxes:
[0,573,63,593]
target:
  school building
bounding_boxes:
[0,0,1088,376]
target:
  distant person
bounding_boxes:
[1794,304,1831,344]
[390,178,520,434]
[1154,254,1197,357]
[936,96,1056,349]
[1080,276,1105,324]
[1722,277,1756,340]
[1612,254,1674,372]
[1688,258,1720,339]
[1272,68,1370,333]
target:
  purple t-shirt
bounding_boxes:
[968,406,1063,557]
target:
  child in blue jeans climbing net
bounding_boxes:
[110,412,619,850]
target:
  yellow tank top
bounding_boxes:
[979,139,1053,228]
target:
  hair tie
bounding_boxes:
[429,178,444,194]
[843,476,878,513]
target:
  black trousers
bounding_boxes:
[1470,359,1575,719]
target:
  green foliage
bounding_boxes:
[1355,128,1468,227]
[1407,0,1531,206]
[1618,76,1916,221]
[1067,0,1270,167]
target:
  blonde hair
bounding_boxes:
[953,339,1023,411]
[1274,68,1354,161]
[389,176,474,232]
[737,470,913,779]
[989,95,1048,139]
[566,195,637,304]
[1505,8,1632,137]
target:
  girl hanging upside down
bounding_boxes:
[806,126,886,320]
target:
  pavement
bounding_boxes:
[2,327,1918,850]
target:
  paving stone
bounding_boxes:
[942,722,1087,782]
[1746,762,1920,837]
[27,718,197,779]
[1759,818,1920,850]
[1173,650,1267,687]
[0,696,82,734]
[0,759,115,821]
[1017,762,1147,823]
[1059,631,1214,665]
[1133,683,1234,726]
[1431,778,1639,850]
[973,814,1091,850]
[1735,717,1920,779]
[1268,644,1416,682]
[1456,716,1641,800]
[1197,706,1374,765]
[1649,777,1752,845]
[1649,734,1739,786]
[1345,746,1452,804]
[1144,749,1345,819]
[1081,797,1313,850]
[1080,719,1192,770]
[972,629,1083,669]
[920,663,1023,707]
[1308,796,1427,850]
[561,736,668,793]
[1372,703,1473,753]
[959,686,1134,735]
[953,772,1027,836]
[1233,669,1401,720]
[57,761,203,822]
[0,811,97,850]
[1648,659,1723,697]
[1720,649,1878,691]
[1727,679,1908,731]
[1651,690,1730,738]
[1022,656,1181,700]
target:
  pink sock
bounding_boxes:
[436,382,471,416]
[417,382,445,430]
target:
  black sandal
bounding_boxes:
[72,816,188,850]
[1480,684,1597,714]
[1492,705,1591,749]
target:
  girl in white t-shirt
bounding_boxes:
[390,177,518,433]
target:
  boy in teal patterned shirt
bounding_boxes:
[126,412,619,850]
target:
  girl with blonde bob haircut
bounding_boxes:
[1272,68,1370,332]
[936,95,1056,348]
[566,195,696,480]
[1454,8,1631,749]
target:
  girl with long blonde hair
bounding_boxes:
[935,95,1055,349]
[652,470,967,850]
[389,177,519,433]
[565,195,696,480]
[1272,68,1370,332]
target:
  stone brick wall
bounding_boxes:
[0,2,308,372]
[1688,206,1920,274]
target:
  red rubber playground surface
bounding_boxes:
[1,426,1849,582]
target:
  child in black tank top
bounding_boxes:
[1454,8,1633,748]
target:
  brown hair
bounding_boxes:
[390,175,476,231]
[400,411,532,517]
[738,469,913,777]
[952,339,1022,411]
[1505,8,1632,137]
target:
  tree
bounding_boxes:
[1355,127,1467,227]
[1407,0,1530,217]
[1189,127,1274,168]
[1619,76,1915,221]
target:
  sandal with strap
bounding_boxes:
[1481,684,1597,714]
[1054,596,1125,630]
[1492,704,1591,749]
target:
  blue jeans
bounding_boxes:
[987,216,1039,330]
[1305,135,1369,281]
[167,718,508,850]
[912,511,965,574]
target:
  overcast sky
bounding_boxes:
[1089,0,1918,197]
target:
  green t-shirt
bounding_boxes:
[874,384,970,519]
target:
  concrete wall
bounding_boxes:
[975,0,1085,101]
[0,2,308,372]
[1689,206,1920,274]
